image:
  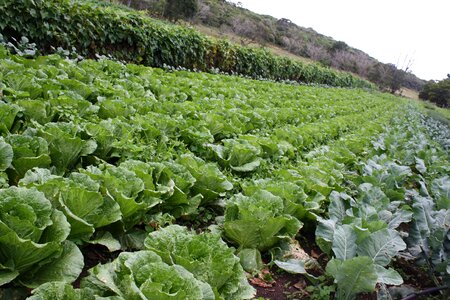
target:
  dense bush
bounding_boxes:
[0,0,373,88]
[419,76,450,108]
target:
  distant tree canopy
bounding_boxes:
[164,0,198,20]
[367,63,406,94]
[419,77,450,108]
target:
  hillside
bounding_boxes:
[118,0,426,92]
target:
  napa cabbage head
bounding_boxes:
[0,187,83,287]
[81,250,215,300]
[144,225,256,300]
[223,190,302,252]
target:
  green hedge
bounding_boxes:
[0,0,374,88]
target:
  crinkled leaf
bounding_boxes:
[0,139,13,171]
[27,282,82,300]
[20,241,84,288]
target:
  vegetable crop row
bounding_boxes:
[0,46,448,299]
[0,0,374,89]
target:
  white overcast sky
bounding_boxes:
[227,0,450,81]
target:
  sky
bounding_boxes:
[227,0,450,81]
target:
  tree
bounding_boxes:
[419,77,450,108]
[164,0,198,20]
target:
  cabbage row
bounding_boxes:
[0,46,448,299]
[0,0,374,88]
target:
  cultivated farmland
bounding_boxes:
[0,41,449,299]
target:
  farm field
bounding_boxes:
[0,45,449,300]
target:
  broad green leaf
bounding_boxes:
[0,266,19,286]
[431,176,450,210]
[20,241,84,288]
[0,139,13,171]
[27,282,82,300]
[326,257,378,300]
[0,103,21,133]
[374,265,403,285]
[357,229,406,266]
[274,259,307,274]
[238,248,263,273]
[332,224,357,260]
[388,209,413,230]
[315,216,336,255]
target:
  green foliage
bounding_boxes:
[223,190,303,251]
[164,0,198,20]
[419,77,450,107]
[0,187,83,287]
[0,46,448,298]
[327,257,378,300]
[0,0,373,88]
[82,250,215,299]
[144,225,256,299]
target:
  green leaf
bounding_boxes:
[274,259,306,274]
[0,266,19,286]
[238,248,263,273]
[326,257,378,300]
[387,209,413,230]
[88,231,121,252]
[431,176,450,210]
[357,229,406,266]
[144,225,255,299]
[315,216,336,255]
[0,139,13,171]
[332,224,357,260]
[374,265,403,285]
[20,241,84,288]
[0,103,21,134]
[27,282,81,300]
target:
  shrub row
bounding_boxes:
[0,0,374,88]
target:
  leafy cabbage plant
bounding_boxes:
[5,134,51,181]
[0,137,13,172]
[82,250,215,300]
[144,225,255,299]
[28,251,216,300]
[223,190,302,253]
[206,139,261,172]
[19,168,122,244]
[0,187,83,287]
[316,189,409,300]
[177,154,233,205]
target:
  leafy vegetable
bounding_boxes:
[0,138,13,171]
[20,168,122,243]
[144,225,255,299]
[6,134,51,180]
[223,190,302,252]
[81,250,215,300]
[0,187,83,287]
[326,257,378,300]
